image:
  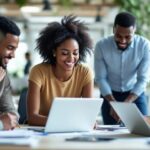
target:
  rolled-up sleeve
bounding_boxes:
[94,42,112,96]
[131,42,150,96]
[0,74,18,118]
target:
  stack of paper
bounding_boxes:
[0,129,39,147]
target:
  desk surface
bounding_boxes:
[32,130,150,150]
[1,126,150,150]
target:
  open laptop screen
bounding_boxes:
[45,97,103,133]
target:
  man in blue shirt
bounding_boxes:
[94,12,150,125]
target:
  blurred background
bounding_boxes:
[1,0,150,113]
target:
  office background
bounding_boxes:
[0,0,150,117]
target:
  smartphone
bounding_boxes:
[66,136,114,142]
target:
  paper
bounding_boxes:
[0,129,35,138]
[0,129,39,146]
[0,137,38,146]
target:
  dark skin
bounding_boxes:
[104,25,138,122]
[27,38,93,126]
[0,33,19,69]
[0,33,19,129]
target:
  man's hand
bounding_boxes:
[0,113,18,130]
[124,93,138,103]
[144,116,150,124]
[0,67,6,82]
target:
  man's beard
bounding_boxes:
[0,58,6,69]
[116,41,131,51]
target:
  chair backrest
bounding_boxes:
[18,88,28,124]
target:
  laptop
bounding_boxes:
[44,97,103,133]
[110,102,150,136]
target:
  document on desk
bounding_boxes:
[0,129,35,138]
[0,137,38,146]
[0,129,39,146]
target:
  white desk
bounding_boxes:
[0,127,150,150]
[31,129,150,150]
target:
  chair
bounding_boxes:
[18,88,28,124]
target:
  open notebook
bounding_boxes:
[28,97,103,133]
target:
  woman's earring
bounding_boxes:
[53,53,56,57]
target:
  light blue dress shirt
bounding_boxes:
[94,35,150,96]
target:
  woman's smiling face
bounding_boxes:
[54,38,79,72]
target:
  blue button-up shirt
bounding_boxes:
[94,35,150,96]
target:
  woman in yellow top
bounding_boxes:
[27,15,94,126]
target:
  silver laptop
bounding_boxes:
[44,97,103,133]
[110,102,150,136]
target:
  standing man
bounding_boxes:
[94,12,150,125]
[0,16,20,129]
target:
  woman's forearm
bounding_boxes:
[27,114,47,126]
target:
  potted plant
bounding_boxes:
[58,0,72,8]
[15,0,27,7]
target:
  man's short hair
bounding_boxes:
[0,16,20,36]
[114,12,136,27]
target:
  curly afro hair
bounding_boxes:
[36,15,93,64]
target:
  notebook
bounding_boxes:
[110,102,150,136]
[44,97,103,133]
